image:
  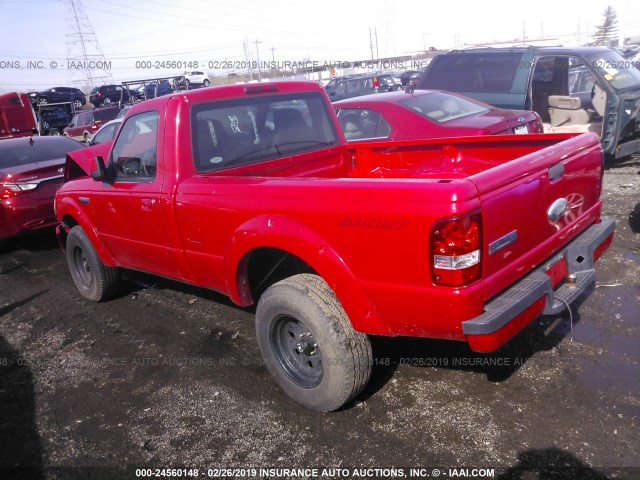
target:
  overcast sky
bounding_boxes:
[1,0,639,92]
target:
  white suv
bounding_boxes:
[181,71,210,88]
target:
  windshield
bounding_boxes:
[585,50,640,91]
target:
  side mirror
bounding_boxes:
[90,155,110,182]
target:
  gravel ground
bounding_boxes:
[0,154,638,480]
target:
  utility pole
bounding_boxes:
[243,37,253,81]
[369,28,374,61]
[270,47,276,63]
[255,39,262,81]
[374,27,379,60]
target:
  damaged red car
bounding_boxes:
[1,136,84,239]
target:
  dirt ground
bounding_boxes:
[0,155,638,480]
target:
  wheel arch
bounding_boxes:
[224,215,390,336]
[57,199,117,266]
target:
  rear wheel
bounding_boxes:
[103,97,112,106]
[38,97,48,105]
[255,274,372,411]
[66,226,120,301]
[49,129,61,136]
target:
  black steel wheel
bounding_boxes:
[66,226,120,301]
[270,314,323,388]
[256,274,372,411]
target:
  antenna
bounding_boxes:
[64,0,113,92]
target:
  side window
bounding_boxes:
[79,112,92,126]
[335,81,346,95]
[111,111,159,181]
[338,108,391,141]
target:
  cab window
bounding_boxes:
[111,111,159,181]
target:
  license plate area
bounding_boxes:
[513,124,529,134]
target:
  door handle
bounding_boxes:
[141,198,156,210]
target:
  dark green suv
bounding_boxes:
[417,47,640,160]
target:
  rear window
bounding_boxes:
[191,91,339,172]
[0,138,84,168]
[400,91,489,123]
[421,52,523,92]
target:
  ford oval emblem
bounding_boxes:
[548,198,568,223]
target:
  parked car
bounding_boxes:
[399,69,422,85]
[0,92,38,140]
[64,106,120,142]
[133,80,174,100]
[37,103,74,136]
[116,106,132,119]
[324,73,399,102]
[89,118,122,146]
[335,90,543,141]
[177,71,210,89]
[416,46,640,160]
[0,136,84,239]
[28,87,86,110]
[89,85,130,107]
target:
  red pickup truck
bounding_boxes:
[55,81,614,411]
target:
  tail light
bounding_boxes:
[527,119,544,133]
[431,212,482,286]
[1,181,38,199]
[373,77,379,89]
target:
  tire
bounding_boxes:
[203,79,210,87]
[38,97,48,105]
[73,98,83,109]
[66,226,120,302]
[103,97,112,106]
[185,80,191,89]
[49,129,61,136]
[255,273,372,411]
[83,132,90,142]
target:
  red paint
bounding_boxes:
[56,81,613,351]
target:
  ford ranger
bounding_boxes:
[55,81,615,411]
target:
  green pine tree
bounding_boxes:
[593,5,619,46]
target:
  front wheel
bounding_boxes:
[256,274,372,411]
[66,226,120,301]
[73,98,83,109]
[203,79,210,87]
[49,129,61,136]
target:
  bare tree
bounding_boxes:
[593,5,619,46]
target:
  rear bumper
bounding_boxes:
[0,197,58,240]
[462,218,615,352]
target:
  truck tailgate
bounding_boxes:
[470,133,604,301]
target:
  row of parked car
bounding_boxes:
[26,71,212,110]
